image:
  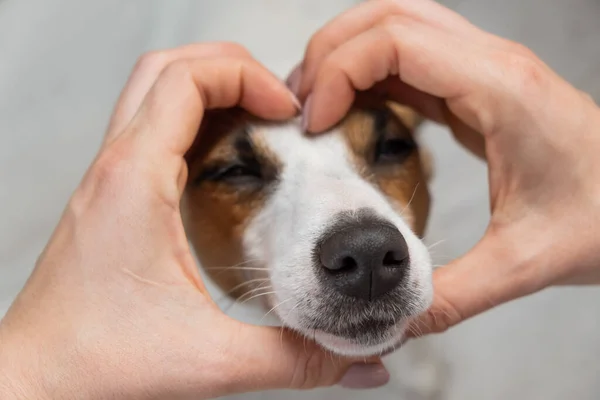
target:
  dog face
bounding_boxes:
[182,100,433,357]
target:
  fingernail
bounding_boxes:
[285,64,302,96]
[301,95,312,132]
[289,91,302,112]
[340,363,390,389]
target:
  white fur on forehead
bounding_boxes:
[241,119,433,356]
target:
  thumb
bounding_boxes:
[227,323,389,393]
[407,231,535,337]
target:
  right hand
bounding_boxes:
[288,0,600,336]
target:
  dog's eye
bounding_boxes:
[193,161,263,186]
[214,163,262,182]
[374,138,416,164]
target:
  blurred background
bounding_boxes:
[1,0,600,399]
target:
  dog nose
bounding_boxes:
[319,221,409,301]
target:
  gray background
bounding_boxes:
[1,0,600,399]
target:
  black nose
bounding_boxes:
[318,221,409,301]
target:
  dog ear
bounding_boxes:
[385,101,423,131]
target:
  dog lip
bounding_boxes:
[310,321,408,357]
[307,316,398,341]
[380,337,406,357]
[341,317,397,337]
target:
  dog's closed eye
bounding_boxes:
[195,161,263,184]
[191,127,278,190]
[364,107,418,166]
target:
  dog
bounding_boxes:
[181,96,434,357]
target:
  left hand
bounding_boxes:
[0,43,387,400]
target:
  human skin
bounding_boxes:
[0,43,387,400]
[287,0,600,336]
[2,1,600,398]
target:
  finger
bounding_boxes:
[303,17,526,134]
[295,0,476,100]
[406,232,543,337]
[105,42,254,143]
[225,323,389,393]
[295,0,540,102]
[125,57,299,160]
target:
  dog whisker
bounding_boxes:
[204,259,260,269]
[221,282,273,313]
[214,278,271,307]
[259,298,294,323]
[205,266,269,271]
[236,282,273,301]
[400,182,420,216]
[226,278,270,295]
[237,290,278,306]
[426,239,447,250]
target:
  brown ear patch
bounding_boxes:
[387,101,424,131]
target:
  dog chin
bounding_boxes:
[310,323,407,357]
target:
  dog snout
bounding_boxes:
[318,219,409,301]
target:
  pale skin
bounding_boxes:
[0,44,385,399]
[2,0,600,398]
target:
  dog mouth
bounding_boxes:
[265,281,430,356]
[292,314,410,357]
[309,317,397,340]
[308,319,409,357]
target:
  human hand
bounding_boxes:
[287,0,600,336]
[0,43,388,400]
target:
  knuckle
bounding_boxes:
[319,56,350,88]
[92,144,132,183]
[86,142,138,197]
[72,140,161,218]
[135,50,170,71]
[305,29,329,62]
[380,0,404,11]
[424,308,451,334]
[579,90,596,104]
[161,59,191,78]
[292,347,326,390]
[422,297,463,335]
[506,41,537,59]
[381,16,402,36]
[500,52,546,94]
[217,41,251,57]
[320,54,340,74]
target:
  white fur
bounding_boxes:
[243,118,433,356]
